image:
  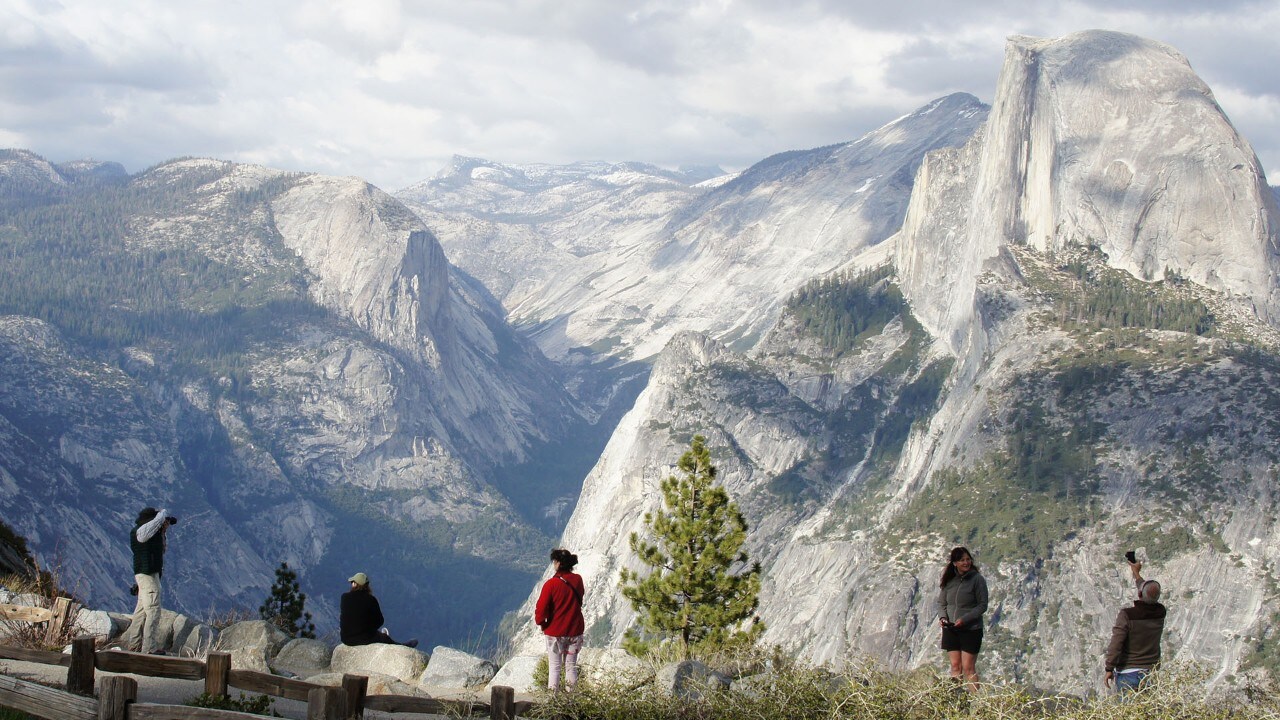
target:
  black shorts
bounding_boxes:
[940,625,983,654]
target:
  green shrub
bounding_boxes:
[184,692,281,717]
[534,654,549,690]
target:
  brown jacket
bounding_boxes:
[1105,600,1166,671]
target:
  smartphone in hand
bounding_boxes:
[1125,550,1137,564]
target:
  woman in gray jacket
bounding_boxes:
[937,546,988,691]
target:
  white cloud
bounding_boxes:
[288,0,406,61]
[1,0,1277,190]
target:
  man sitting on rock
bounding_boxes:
[339,572,417,648]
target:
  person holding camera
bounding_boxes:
[122,507,177,654]
[535,548,584,692]
[937,546,988,692]
[1104,553,1166,694]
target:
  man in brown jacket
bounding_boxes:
[1104,560,1166,694]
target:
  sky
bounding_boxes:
[2,0,1278,192]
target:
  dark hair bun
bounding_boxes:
[550,548,579,570]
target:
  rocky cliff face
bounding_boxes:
[398,95,988,373]
[896,31,1280,353]
[512,31,1280,692]
[0,316,279,617]
[0,155,584,643]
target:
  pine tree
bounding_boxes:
[259,562,316,638]
[619,434,763,659]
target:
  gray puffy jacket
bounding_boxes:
[937,569,989,629]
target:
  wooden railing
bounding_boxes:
[0,597,78,646]
[0,636,533,720]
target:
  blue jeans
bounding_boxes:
[1115,668,1149,695]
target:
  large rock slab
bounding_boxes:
[228,644,273,674]
[214,620,290,658]
[273,637,333,674]
[330,643,428,684]
[106,612,131,633]
[72,609,113,638]
[486,655,541,694]
[7,593,43,607]
[177,624,216,659]
[169,614,216,658]
[214,620,291,670]
[417,646,497,689]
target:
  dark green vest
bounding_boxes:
[130,522,165,576]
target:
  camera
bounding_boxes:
[1124,550,1136,564]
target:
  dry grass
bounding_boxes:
[198,605,259,631]
[0,559,85,651]
[531,655,1280,720]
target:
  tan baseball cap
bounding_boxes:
[348,572,368,585]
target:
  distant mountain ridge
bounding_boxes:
[399,94,988,363]
[396,93,988,413]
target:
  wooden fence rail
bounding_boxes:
[0,673,95,720]
[0,637,520,719]
[0,597,78,646]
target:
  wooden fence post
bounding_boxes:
[98,675,137,720]
[44,596,73,645]
[66,635,96,695]
[307,686,347,720]
[340,674,367,719]
[490,685,515,720]
[204,651,231,697]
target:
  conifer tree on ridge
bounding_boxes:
[260,561,316,639]
[619,434,763,659]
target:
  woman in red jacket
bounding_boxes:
[534,548,585,691]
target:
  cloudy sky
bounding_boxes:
[3,0,1278,192]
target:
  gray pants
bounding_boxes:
[121,573,162,653]
[546,635,583,691]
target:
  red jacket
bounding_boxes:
[535,571,585,637]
